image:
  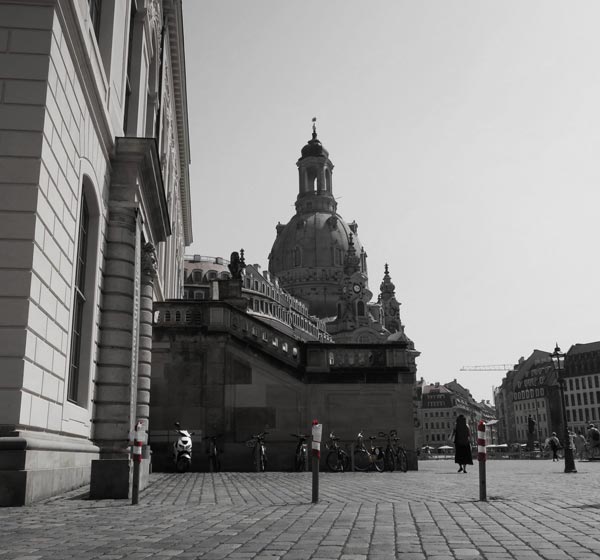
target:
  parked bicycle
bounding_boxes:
[203,434,221,472]
[378,429,407,472]
[391,430,408,472]
[353,430,384,472]
[325,432,350,472]
[291,433,309,471]
[246,432,268,472]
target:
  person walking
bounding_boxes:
[452,414,473,473]
[548,432,561,461]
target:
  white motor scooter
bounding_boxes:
[173,421,193,472]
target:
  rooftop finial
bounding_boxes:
[312,116,317,139]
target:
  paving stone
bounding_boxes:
[1,461,600,559]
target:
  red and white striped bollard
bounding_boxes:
[477,420,486,501]
[132,420,144,505]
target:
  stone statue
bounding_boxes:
[142,242,158,278]
[228,249,246,279]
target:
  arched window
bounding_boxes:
[67,181,99,405]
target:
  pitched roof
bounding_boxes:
[568,341,600,356]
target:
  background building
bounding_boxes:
[494,342,600,446]
[0,0,191,505]
[563,342,600,435]
[416,379,496,450]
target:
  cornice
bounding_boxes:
[163,0,192,246]
[113,137,170,243]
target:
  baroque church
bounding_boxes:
[150,123,419,471]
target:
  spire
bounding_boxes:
[312,116,317,139]
[343,233,361,275]
[380,262,396,295]
[379,264,402,334]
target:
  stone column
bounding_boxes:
[90,205,141,499]
[137,242,157,425]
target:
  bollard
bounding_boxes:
[477,420,486,502]
[350,443,355,472]
[311,420,322,503]
[131,420,145,505]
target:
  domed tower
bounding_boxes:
[268,121,368,318]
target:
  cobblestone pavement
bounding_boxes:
[1,460,600,560]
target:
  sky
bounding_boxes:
[182,1,600,403]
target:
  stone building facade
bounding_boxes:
[563,342,600,435]
[494,343,600,445]
[416,379,496,449]
[0,0,191,505]
[150,295,419,472]
[183,255,332,343]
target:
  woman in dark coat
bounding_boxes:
[452,414,473,473]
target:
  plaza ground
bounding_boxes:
[1,459,599,559]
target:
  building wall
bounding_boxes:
[0,3,109,506]
[494,346,600,445]
[0,0,191,506]
[150,300,418,472]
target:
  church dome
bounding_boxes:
[269,213,366,318]
[268,123,368,318]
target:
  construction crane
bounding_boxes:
[460,364,514,372]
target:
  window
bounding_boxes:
[67,197,89,403]
[123,0,135,130]
[88,0,102,40]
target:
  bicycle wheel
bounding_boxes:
[397,449,408,472]
[353,448,370,471]
[326,450,343,472]
[384,448,396,472]
[295,450,307,472]
[260,447,267,472]
[373,448,385,473]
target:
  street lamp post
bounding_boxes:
[550,344,577,473]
